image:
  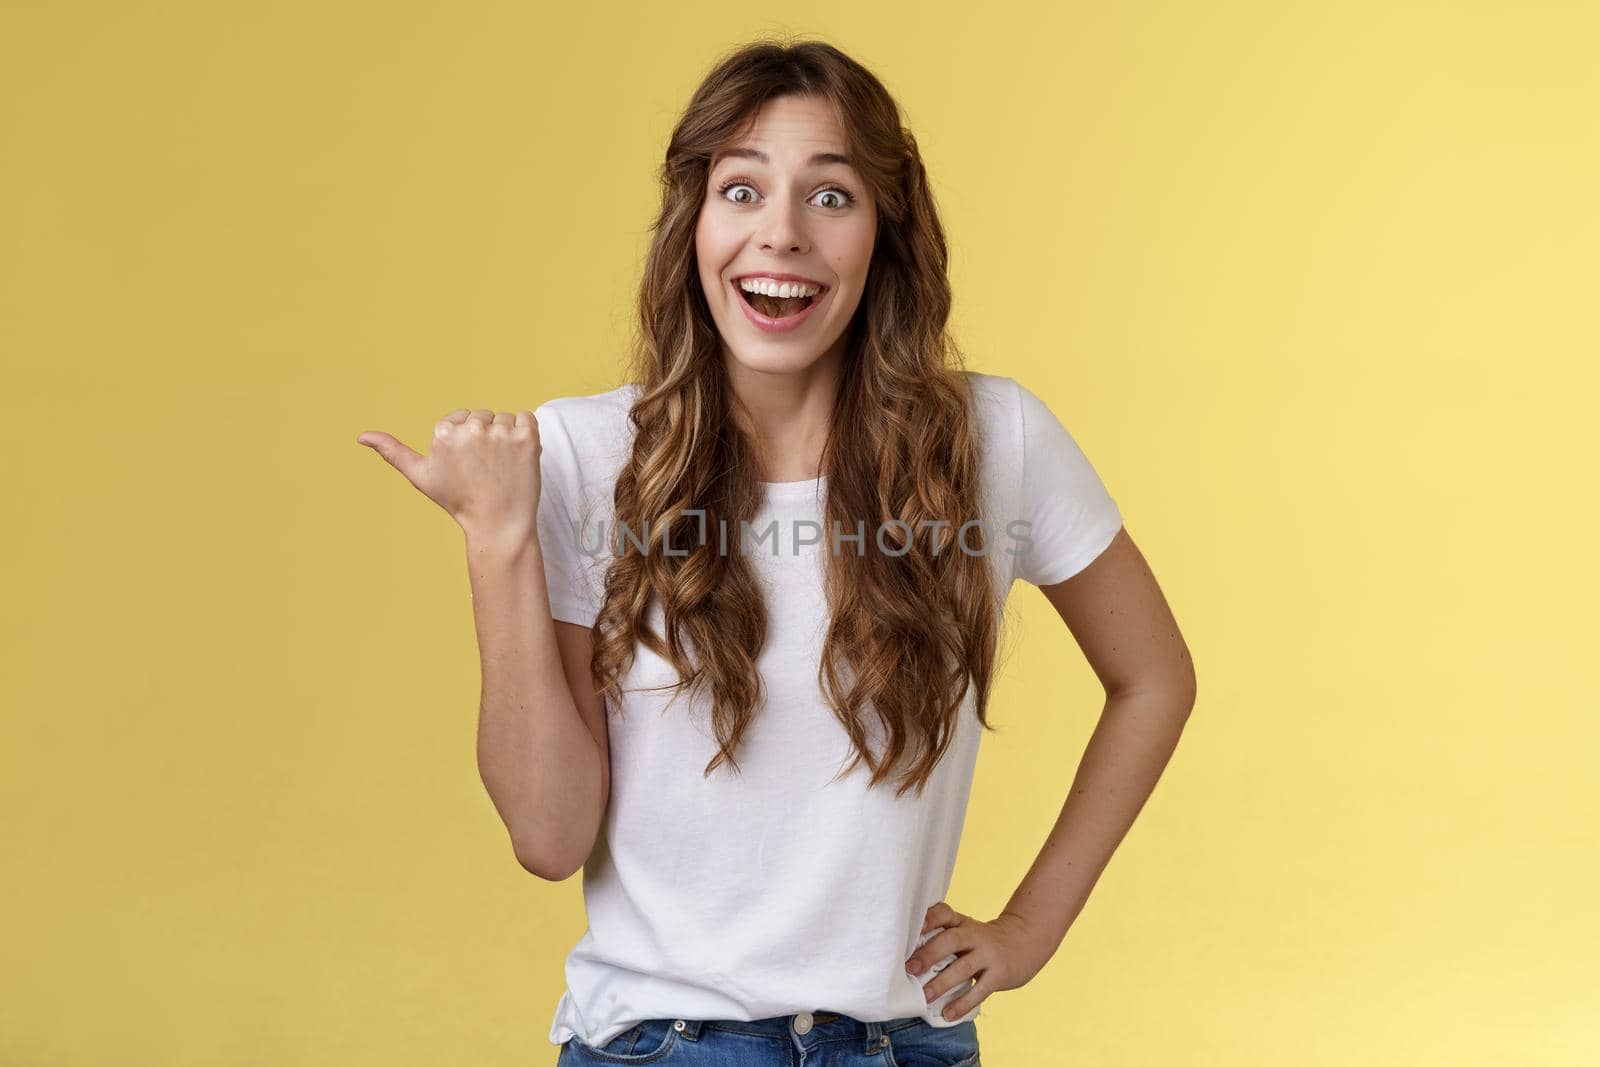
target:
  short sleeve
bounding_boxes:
[1011,378,1124,587]
[533,403,605,627]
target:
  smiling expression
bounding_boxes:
[695,94,878,377]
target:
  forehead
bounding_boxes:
[712,95,852,168]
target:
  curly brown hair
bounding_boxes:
[590,38,1000,798]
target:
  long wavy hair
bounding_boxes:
[590,38,1000,798]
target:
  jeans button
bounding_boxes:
[793,1011,814,1035]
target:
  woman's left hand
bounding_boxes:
[905,902,1054,1020]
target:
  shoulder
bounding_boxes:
[960,369,1091,452]
[957,369,1028,455]
[958,367,1017,405]
[533,381,641,492]
[534,381,640,452]
[534,381,639,439]
[955,369,1028,513]
[960,366,1021,398]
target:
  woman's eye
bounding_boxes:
[716,181,854,209]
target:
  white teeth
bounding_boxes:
[739,277,821,298]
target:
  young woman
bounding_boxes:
[359,39,1195,1067]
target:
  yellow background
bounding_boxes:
[3,2,1595,1064]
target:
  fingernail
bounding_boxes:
[905,958,919,973]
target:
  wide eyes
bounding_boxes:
[717,180,855,210]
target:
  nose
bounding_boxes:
[757,196,809,254]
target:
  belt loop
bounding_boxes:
[865,1019,884,1053]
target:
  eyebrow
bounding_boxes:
[714,147,854,168]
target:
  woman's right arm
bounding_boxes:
[467,531,610,881]
[356,408,609,882]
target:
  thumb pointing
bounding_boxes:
[356,431,427,489]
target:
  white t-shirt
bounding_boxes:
[532,370,1123,1048]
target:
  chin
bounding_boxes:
[722,342,833,376]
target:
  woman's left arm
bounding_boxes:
[907,525,1198,1018]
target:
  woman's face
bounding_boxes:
[695,94,877,379]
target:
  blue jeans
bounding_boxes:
[556,1011,981,1066]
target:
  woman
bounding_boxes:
[358,38,1196,1067]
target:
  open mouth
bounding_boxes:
[738,286,820,320]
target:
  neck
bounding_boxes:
[723,342,844,482]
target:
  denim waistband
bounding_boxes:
[669,1011,928,1052]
